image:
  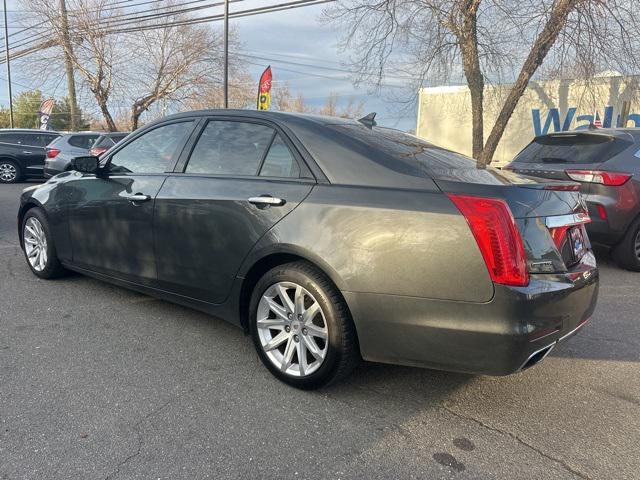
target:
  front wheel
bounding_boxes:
[612,216,640,271]
[22,208,67,279]
[249,261,359,389]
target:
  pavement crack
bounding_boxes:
[440,403,591,480]
[104,399,173,480]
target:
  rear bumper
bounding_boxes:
[343,255,599,375]
[44,157,70,178]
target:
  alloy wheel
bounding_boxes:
[0,162,17,182]
[635,229,640,260]
[23,217,48,272]
[256,281,329,377]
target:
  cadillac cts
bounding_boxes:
[18,110,599,389]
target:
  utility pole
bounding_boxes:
[2,0,13,128]
[59,0,79,130]
[223,0,229,108]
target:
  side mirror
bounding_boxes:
[70,156,100,174]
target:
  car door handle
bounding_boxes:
[22,150,33,154]
[128,193,151,203]
[248,196,286,207]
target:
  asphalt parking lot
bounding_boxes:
[1,182,639,480]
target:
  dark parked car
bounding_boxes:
[89,132,130,157]
[44,132,103,178]
[0,129,60,183]
[506,128,640,271]
[17,110,598,389]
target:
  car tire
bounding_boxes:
[249,261,359,389]
[0,159,21,183]
[21,208,68,279]
[612,216,640,271]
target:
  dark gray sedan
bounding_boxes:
[17,110,598,389]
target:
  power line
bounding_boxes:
[0,0,334,60]
[1,0,238,51]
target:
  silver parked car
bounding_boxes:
[43,132,103,178]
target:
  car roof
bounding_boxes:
[100,132,130,138]
[160,109,361,128]
[59,131,105,137]
[541,127,640,142]
[0,128,60,134]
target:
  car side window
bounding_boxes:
[259,135,299,178]
[29,134,58,147]
[185,120,275,176]
[109,121,194,174]
[20,134,38,146]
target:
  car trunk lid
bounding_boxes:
[432,166,592,276]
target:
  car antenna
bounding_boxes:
[358,112,377,129]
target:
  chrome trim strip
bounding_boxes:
[519,318,590,372]
[558,318,589,343]
[545,212,590,228]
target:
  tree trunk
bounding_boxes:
[478,0,578,165]
[130,108,140,131]
[97,97,117,132]
[458,0,484,162]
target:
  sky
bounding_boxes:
[0,0,418,131]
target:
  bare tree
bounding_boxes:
[69,0,119,130]
[319,92,365,118]
[325,0,640,165]
[273,83,365,118]
[17,0,251,131]
[19,0,124,130]
[123,5,247,129]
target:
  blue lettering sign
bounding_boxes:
[533,105,639,134]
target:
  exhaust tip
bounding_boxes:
[520,344,555,371]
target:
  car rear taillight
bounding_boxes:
[447,194,529,287]
[46,148,60,158]
[565,170,632,186]
[90,147,108,156]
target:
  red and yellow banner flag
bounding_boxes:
[257,66,272,111]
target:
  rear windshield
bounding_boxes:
[111,133,128,142]
[68,134,100,149]
[47,136,63,148]
[94,136,116,148]
[332,125,476,173]
[513,133,632,164]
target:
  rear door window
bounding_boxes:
[513,134,633,164]
[68,134,100,149]
[259,135,299,178]
[24,133,59,147]
[185,120,275,176]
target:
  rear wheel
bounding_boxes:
[612,216,640,271]
[249,261,359,389]
[22,208,67,279]
[0,159,21,183]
